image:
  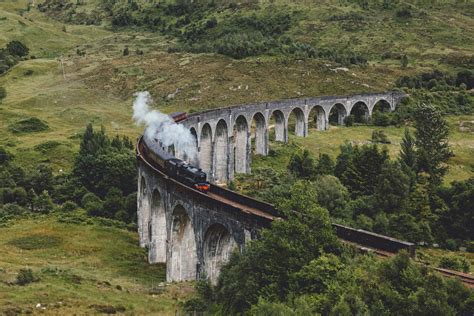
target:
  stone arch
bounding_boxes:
[269,110,285,142]
[169,205,198,281]
[215,119,229,183]
[139,176,151,247]
[287,107,305,137]
[233,115,249,174]
[308,105,327,131]
[203,223,237,284]
[251,112,267,155]
[372,99,391,113]
[350,101,370,123]
[329,103,347,125]
[149,189,166,263]
[199,123,213,175]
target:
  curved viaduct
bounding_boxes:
[179,91,405,183]
[137,91,406,283]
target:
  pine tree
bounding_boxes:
[375,161,410,213]
[400,128,416,170]
[413,104,453,187]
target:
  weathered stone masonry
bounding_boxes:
[138,91,405,283]
[181,91,405,183]
[137,157,273,284]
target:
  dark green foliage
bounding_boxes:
[30,164,54,194]
[34,140,62,153]
[374,161,410,213]
[33,191,54,213]
[438,255,470,273]
[0,147,12,165]
[371,111,392,126]
[215,181,340,313]
[73,124,136,197]
[314,175,350,219]
[343,114,355,126]
[396,72,474,115]
[456,69,474,89]
[371,130,390,144]
[61,200,78,212]
[436,177,474,241]
[16,269,38,286]
[336,143,389,197]
[400,128,416,171]
[0,86,6,102]
[6,40,29,57]
[401,53,408,68]
[8,117,49,134]
[413,104,453,187]
[287,149,315,179]
[315,153,334,175]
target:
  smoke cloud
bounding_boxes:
[133,91,198,164]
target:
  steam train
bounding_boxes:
[139,136,211,193]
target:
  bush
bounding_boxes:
[0,86,6,103]
[8,117,49,133]
[438,255,470,273]
[6,40,29,57]
[61,201,78,212]
[344,115,355,126]
[372,111,391,126]
[371,130,391,144]
[0,146,12,164]
[16,268,38,285]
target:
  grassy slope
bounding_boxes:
[0,217,190,315]
[1,0,473,173]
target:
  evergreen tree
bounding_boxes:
[375,161,410,213]
[315,153,334,175]
[400,128,416,171]
[33,190,54,214]
[287,149,315,179]
[413,104,453,187]
[408,173,433,222]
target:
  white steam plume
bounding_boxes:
[133,91,198,164]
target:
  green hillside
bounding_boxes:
[0,1,473,313]
[0,216,189,315]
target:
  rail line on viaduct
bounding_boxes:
[136,91,473,287]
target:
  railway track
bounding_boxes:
[345,240,474,289]
[434,267,474,288]
[138,136,474,289]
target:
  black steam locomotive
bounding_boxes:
[139,136,210,193]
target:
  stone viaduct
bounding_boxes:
[137,91,406,283]
[178,91,405,183]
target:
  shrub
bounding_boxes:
[0,86,6,103]
[344,115,354,126]
[371,130,391,144]
[0,146,12,164]
[372,111,391,126]
[438,255,470,273]
[396,7,412,18]
[8,117,49,133]
[16,268,38,285]
[61,201,78,212]
[6,40,29,57]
